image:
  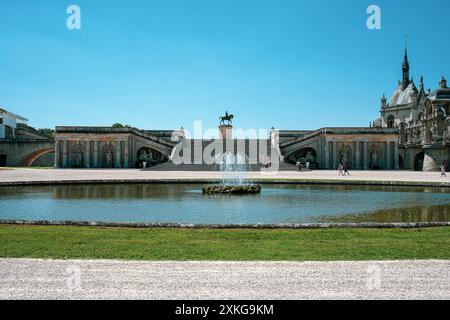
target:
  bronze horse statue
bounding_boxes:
[219,111,234,125]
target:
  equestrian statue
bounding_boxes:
[219,111,234,126]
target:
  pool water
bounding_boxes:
[0,184,449,224]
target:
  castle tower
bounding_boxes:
[380,94,387,110]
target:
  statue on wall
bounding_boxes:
[305,151,315,163]
[70,142,85,168]
[443,127,450,146]
[339,145,352,167]
[137,147,165,168]
[105,150,113,168]
[369,144,382,170]
[293,148,318,169]
[73,151,82,167]
[102,143,115,168]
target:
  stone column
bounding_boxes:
[363,142,369,170]
[393,141,399,170]
[385,141,391,169]
[54,140,61,168]
[115,142,121,168]
[355,141,361,170]
[85,141,91,168]
[63,141,69,168]
[323,139,329,169]
[124,138,130,168]
[332,141,337,170]
[93,141,99,168]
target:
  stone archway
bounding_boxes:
[414,152,425,171]
[136,147,167,168]
[19,147,55,167]
[289,147,318,169]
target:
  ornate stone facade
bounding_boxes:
[278,128,399,170]
[54,127,183,168]
[373,48,450,171]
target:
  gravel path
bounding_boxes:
[1,259,449,300]
[0,169,449,186]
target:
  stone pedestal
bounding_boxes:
[219,125,233,140]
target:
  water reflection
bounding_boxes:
[0,184,449,224]
[320,205,450,223]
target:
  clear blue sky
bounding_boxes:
[0,0,449,134]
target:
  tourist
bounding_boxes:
[344,163,350,176]
[338,163,344,176]
[440,163,447,177]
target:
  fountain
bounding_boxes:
[202,151,262,194]
[202,111,262,195]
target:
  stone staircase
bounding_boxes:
[145,139,299,172]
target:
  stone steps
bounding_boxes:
[146,161,298,172]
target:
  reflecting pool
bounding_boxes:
[0,184,449,224]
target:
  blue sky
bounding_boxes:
[0,0,449,134]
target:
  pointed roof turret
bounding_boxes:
[402,39,410,90]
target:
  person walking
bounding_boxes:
[344,162,350,176]
[338,163,344,176]
[440,163,447,178]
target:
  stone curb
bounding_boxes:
[1,219,450,229]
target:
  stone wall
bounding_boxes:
[279,128,400,170]
[55,127,175,168]
[0,140,55,167]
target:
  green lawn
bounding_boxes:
[0,225,449,261]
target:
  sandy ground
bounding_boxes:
[0,168,449,185]
[0,259,449,300]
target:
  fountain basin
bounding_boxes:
[202,184,262,195]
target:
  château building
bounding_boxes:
[374,48,450,171]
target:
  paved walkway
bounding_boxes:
[0,169,449,185]
[0,259,449,300]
